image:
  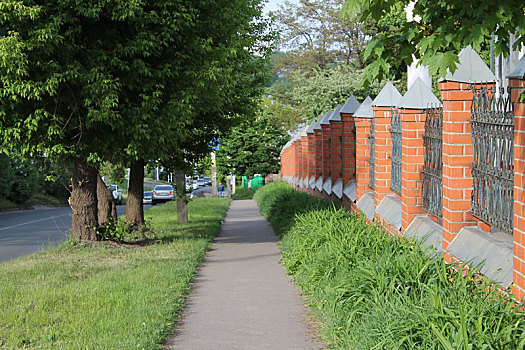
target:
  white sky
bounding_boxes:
[263,0,299,15]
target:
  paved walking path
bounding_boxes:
[168,200,322,350]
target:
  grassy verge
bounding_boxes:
[254,182,525,349]
[0,197,231,349]
[232,187,258,200]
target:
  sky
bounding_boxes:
[263,0,299,15]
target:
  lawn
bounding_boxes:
[0,197,230,349]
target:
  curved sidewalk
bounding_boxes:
[168,199,322,350]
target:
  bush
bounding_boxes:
[254,181,330,237]
[232,187,257,200]
[256,182,525,349]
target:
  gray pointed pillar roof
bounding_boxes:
[340,95,360,114]
[508,55,525,79]
[328,104,343,122]
[398,77,442,109]
[443,46,496,83]
[320,109,333,125]
[313,113,325,130]
[371,81,403,107]
[299,125,308,137]
[306,120,316,134]
[353,96,373,118]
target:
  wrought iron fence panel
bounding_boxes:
[369,119,375,189]
[422,106,443,219]
[390,107,402,194]
[470,84,514,233]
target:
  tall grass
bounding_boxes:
[0,198,230,349]
[255,182,525,349]
[232,187,258,200]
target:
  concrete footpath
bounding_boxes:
[168,199,322,350]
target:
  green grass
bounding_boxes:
[255,182,525,349]
[0,197,231,349]
[232,187,258,200]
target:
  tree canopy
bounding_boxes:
[343,0,525,83]
[0,0,273,239]
[217,99,290,177]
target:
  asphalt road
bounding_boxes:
[0,204,152,264]
[0,184,213,264]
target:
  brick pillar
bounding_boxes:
[440,81,493,248]
[314,127,323,191]
[400,107,427,232]
[307,130,315,190]
[321,123,332,184]
[510,75,525,302]
[373,105,396,207]
[341,112,356,184]
[301,135,308,190]
[354,117,371,201]
[294,138,302,188]
[330,120,343,183]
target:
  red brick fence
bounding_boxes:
[280,47,525,301]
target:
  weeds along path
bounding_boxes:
[168,199,322,350]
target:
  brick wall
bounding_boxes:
[373,106,397,207]
[355,117,371,201]
[294,139,302,188]
[330,120,343,183]
[400,108,427,232]
[307,131,315,191]
[301,135,308,189]
[510,77,525,302]
[321,123,332,182]
[314,128,323,186]
[341,112,356,184]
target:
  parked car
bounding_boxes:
[108,185,122,205]
[143,191,153,204]
[203,177,212,185]
[192,180,198,190]
[152,185,174,205]
[197,179,205,187]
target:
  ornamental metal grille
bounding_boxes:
[390,107,402,194]
[422,106,443,219]
[470,84,514,233]
[368,119,375,189]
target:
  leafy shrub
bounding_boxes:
[256,182,525,349]
[96,220,132,242]
[254,181,330,237]
[232,187,257,200]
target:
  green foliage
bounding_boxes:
[96,220,132,242]
[0,154,39,204]
[216,101,290,177]
[253,181,330,237]
[232,187,258,200]
[0,197,230,349]
[256,182,525,349]
[343,0,525,83]
[100,162,126,186]
[290,65,385,121]
[0,0,274,189]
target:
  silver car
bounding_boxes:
[152,185,174,205]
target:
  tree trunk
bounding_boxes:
[70,158,98,241]
[126,159,145,229]
[175,170,188,224]
[97,174,117,225]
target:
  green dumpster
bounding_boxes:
[252,175,263,189]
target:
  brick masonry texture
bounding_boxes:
[281,75,525,301]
